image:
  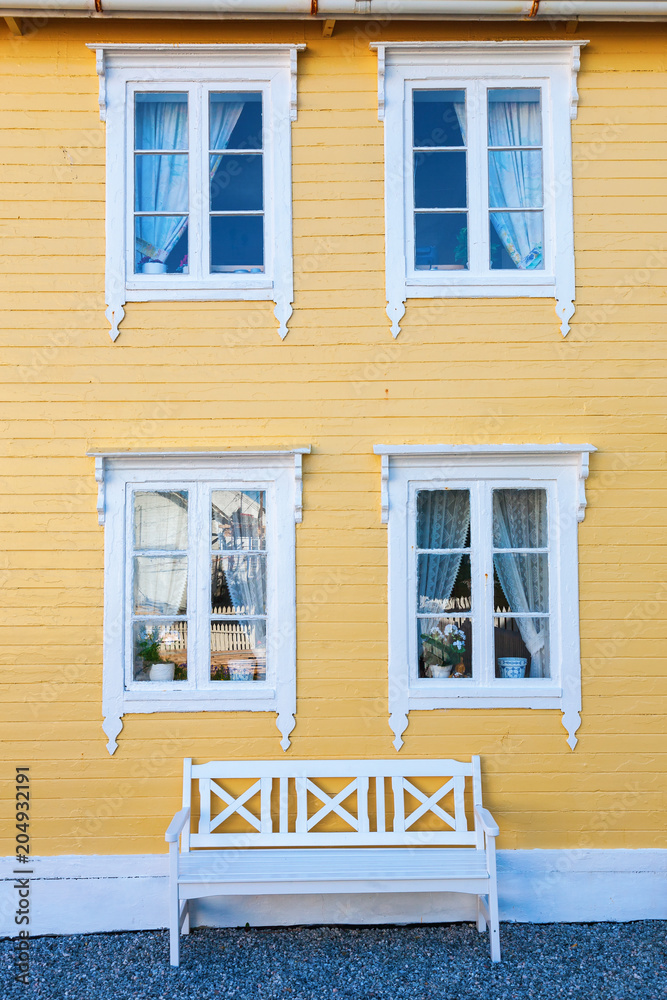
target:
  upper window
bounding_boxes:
[90,44,305,340]
[94,450,309,755]
[375,444,595,752]
[371,41,587,337]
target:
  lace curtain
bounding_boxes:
[135,97,243,265]
[493,489,549,678]
[488,97,543,270]
[418,490,470,611]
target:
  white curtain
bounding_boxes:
[135,98,243,265]
[493,490,549,678]
[418,491,470,611]
[488,98,543,270]
[134,557,187,616]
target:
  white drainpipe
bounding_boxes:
[1,0,667,18]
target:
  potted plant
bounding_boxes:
[421,622,466,678]
[136,627,175,682]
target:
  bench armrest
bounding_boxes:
[165,807,190,844]
[474,806,499,838]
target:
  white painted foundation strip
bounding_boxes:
[1,850,665,936]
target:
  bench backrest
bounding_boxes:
[181,757,484,851]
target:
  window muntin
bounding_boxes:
[413,89,468,270]
[409,83,545,279]
[210,489,268,682]
[210,92,264,274]
[488,88,544,271]
[126,484,272,692]
[134,93,189,275]
[413,483,552,686]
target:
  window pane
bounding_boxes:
[418,554,471,613]
[493,554,549,613]
[488,88,541,146]
[210,92,262,150]
[415,213,468,269]
[413,90,466,148]
[489,212,543,270]
[135,216,188,274]
[135,93,188,150]
[210,154,263,212]
[414,151,467,209]
[210,216,264,271]
[494,616,550,679]
[419,615,471,679]
[133,556,188,615]
[493,488,547,548]
[416,489,470,550]
[135,154,188,213]
[211,554,267,615]
[488,151,542,208]
[133,621,188,682]
[210,618,266,681]
[212,490,266,550]
[134,491,188,550]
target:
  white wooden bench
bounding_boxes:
[165,756,501,966]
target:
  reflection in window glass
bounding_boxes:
[209,92,264,273]
[413,90,468,270]
[211,490,267,682]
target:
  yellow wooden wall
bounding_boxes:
[0,17,665,857]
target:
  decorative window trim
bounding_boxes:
[369,41,587,338]
[374,443,596,751]
[88,43,305,341]
[91,449,310,755]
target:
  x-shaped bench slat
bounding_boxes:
[306,777,359,832]
[209,779,262,833]
[402,777,457,830]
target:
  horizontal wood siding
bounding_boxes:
[0,19,665,855]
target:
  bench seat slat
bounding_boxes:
[178,847,489,884]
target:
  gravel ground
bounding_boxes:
[1,921,665,1000]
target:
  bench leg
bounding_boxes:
[476,896,487,933]
[169,887,180,967]
[488,882,501,962]
[181,900,190,935]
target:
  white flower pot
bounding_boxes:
[149,662,175,681]
[430,663,453,679]
[228,660,255,682]
[142,261,167,274]
[498,657,527,679]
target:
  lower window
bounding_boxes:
[376,444,595,751]
[95,450,307,755]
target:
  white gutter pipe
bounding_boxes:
[2,1,667,19]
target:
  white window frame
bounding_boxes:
[374,444,596,751]
[370,41,587,338]
[93,449,309,755]
[89,44,305,341]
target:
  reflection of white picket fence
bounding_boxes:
[162,613,258,653]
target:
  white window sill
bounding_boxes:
[410,683,563,701]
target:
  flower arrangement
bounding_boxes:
[421,622,466,669]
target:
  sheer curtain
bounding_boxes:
[135,98,244,265]
[493,490,549,678]
[488,98,543,270]
[418,490,470,610]
[133,491,188,616]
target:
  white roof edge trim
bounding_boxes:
[4,1,667,19]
